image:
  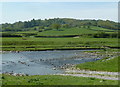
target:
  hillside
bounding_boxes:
[1,18,119,51]
[1,18,119,32]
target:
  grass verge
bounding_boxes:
[1,74,118,85]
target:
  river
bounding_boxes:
[1,50,101,75]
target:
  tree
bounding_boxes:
[30,19,37,27]
[51,24,61,30]
[86,22,91,29]
[62,24,69,28]
[93,32,110,38]
[39,26,44,29]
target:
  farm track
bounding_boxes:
[55,69,119,80]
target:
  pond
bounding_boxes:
[1,50,101,75]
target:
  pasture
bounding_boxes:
[1,37,118,51]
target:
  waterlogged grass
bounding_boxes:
[1,37,118,51]
[2,74,118,85]
[76,56,119,72]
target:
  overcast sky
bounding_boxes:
[0,2,118,23]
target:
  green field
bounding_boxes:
[1,37,118,51]
[1,74,118,85]
[76,56,119,72]
[90,26,116,32]
[37,27,98,36]
[15,26,117,37]
[17,26,116,35]
[1,26,119,51]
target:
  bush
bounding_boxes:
[93,32,110,38]
[2,33,22,37]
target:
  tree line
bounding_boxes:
[1,18,119,32]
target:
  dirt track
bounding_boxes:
[55,69,119,80]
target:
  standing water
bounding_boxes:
[1,50,101,75]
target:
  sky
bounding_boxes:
[0,0,119,2]
[0,2,118,24]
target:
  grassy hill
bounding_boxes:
[37,27,97,36]
[36,26,116,36]
[13,26,117,37]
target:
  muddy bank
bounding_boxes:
[1,47,104,51]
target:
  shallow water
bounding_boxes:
[1,50,101,75]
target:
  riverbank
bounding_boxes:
[76,56,119,72]
[54,56,119,81]
[1,47,105,51]
[56,55,119,81]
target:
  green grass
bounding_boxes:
[90,26,116,32]
[76,56,119,72]
[1,26,118,51]
[2,74,118,85]
[1,27,117,37]
[32,26,115,36]
[37,27,98,36]
[16,30,38,34]
[1,37,118,51]
[37,27,114,36]
[32,27,116,36]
